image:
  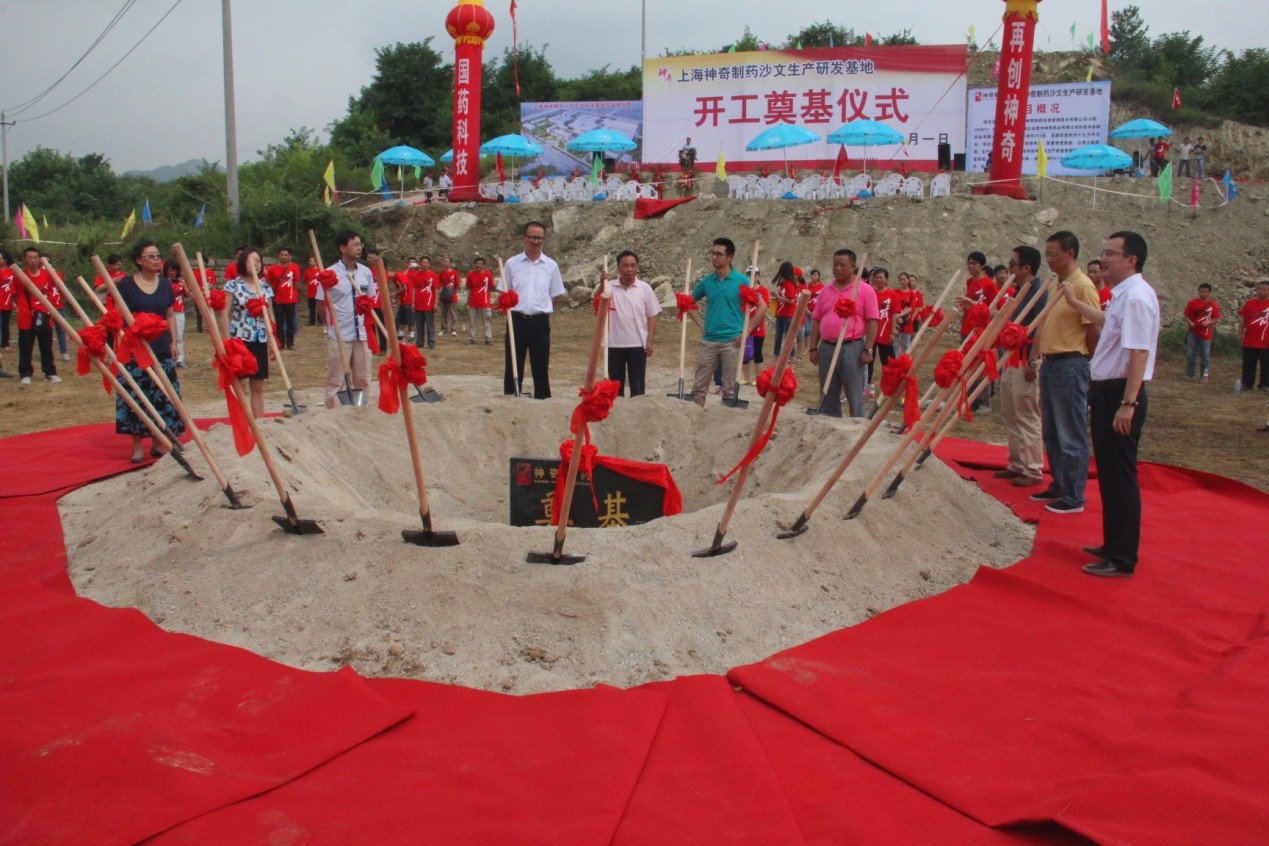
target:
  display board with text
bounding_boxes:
[967,81,1112,175]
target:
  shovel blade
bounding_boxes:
[272,515,325,535]
[525,551,585,565]
[411,385,444,403]
[222,483,249,510]
[691,539,738,558]
[335,389,354,406]
[775,513,809,540]
[721,397,749,410]
[287,389,306,415]
[402,528,461,547]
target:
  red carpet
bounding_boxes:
[1,423,1265,844]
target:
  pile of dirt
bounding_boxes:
[63,376,1032,694]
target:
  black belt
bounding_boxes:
[1043,351,1087,361]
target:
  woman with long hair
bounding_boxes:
[771,260,799,360]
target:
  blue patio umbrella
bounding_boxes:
[479,134,544,157]
[439,148,489,164]
[745,124,821,176]
[1060,143,1133,208]
[375,145,435,198]
[1109,118,1172,139]
[826,120,904,173]
[566,128,637,153]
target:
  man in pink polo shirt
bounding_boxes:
[807,248,879,417]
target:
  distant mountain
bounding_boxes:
[124,159,221,183]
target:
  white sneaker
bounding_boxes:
[20,376,32,385]
[451,330,457,336]
[46,374,63,383]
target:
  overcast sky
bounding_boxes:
[3,0,1264,173]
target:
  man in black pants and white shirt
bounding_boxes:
[500,222,565,398]
[1059,230,1160,578]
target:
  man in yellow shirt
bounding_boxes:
[1032,231,1102,514]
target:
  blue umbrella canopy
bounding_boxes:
[438,148,489,163]
[376,145,435,167]
[1060,144,1133,172]
[745,124,821,151]
[827,120,904,147]
[479,134,545,157]
[566,128,637,153]
[1109,118,1172,140]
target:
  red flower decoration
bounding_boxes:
[97,309,124,334]
[739,286,761,309]
[675,292,698,321]
[399,344,428,385]
[354,294,375,316]
[317,269,339,289]
[208,289,228,312]
[880,353,921,429]
[213,338,259,456]
[718,366,799,485]
[995,322,1031,368]
[496,290,519,312]
[571,379,621,433]
[962,302,991,334]
[934,350,964,389]
[76,325,109,376]
[917,305,944,326]
[834,296,857,319]
[245,297,267,317]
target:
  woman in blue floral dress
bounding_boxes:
[219,247,274,418]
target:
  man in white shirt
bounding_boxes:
[1059,230,1159,577]
[500,221,565,398]
[602,250,662,396]
[315,229,374,408]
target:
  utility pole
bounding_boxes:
[222,0,239,224]
[1,111,12,225]
[640,0,647,71]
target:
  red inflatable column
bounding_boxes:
[445,0,495,203]
[975,0,1041,199]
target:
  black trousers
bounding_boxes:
[273,301,299,348]
[307,297,320,325]
[18,325,56,378]
[1089,379,1148,572]
[0,310,10,347]
[1242,346,1269,389]
[504,312,551,398]
[608,347,647,396]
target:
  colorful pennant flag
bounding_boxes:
[828,33,834,48]
[15,209,26,241]
[323,159,338,205]
[141,198,152,226]
[21,205,39,243]
[194,203,207,228]
[1157,163,1173,205]
[1190,177,1200,209]
[1036,139,1048,179]
[1069,22,1077,42]
[832,146,848,183]
[370,157,385,190]
[864,33,873,47]
[1172,87,1182,109]
[715,151,727,182]
[967,24,975,44]
[727,44,737,53]
[590,153,603,186]
[1086,64,1095,82]
[121,209,136,240]
[1223,170,1238,202]
[1086,32,1095,51]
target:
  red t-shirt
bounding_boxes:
[15,267,61,330]
[1098,286,1113,310]
[439,268,460,301]
[775,279,799,318]
[94,270,125,291]
[265,261,302,304]
[1184,297,1220,341]
[1239,297,1269,349]
[466,269,493,309]
[412,270,438,311]
[0,267,14,311]
[806,282,825,315]
[750,286,770,337]
[961,276,998,335]
[874,288,900,345]
[170,279,186,313]
[304,267,320,299]
[193,267,218,293]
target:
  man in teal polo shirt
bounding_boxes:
[688,237,751,407]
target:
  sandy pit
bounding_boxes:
[62,373,1034,694]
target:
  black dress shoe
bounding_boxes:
[1082,546,1105,557]
[1082,560,1133,578]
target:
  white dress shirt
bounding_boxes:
[1090,273,1160,382]
[316,261,375,343]
[500,251,565,315]
[606,278,662,348]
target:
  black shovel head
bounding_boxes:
[272,515,325,535]
[775,514,809,540]
[402,528,461,547]
[720,396,749,410]
[691,529,738,557]
[335,389,355,406]
[167,450,204,481]
[526,536,583,565]
[410,384,444,403]
[221,483,249,510]
[804,407,822,416]
[286,389,307,415]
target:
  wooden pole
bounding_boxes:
[843,282,1026,520]
[175,245,321,533]
[777,293,957,538]
[676,258,692,394]
[495,255,525,397]
[369,258,458,546]
[695,290,809,556]
[732,241,761,388]
[820,252,869,399]
[906,269,962,353]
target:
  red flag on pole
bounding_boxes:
[864,32,873,47]
[832,146,848,184]
[496,152,506,183]
[1172,87,1182,109]
[510,0,521,97]
[1100,0,1111,53]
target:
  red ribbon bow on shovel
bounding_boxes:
[881,353,921,429]
[213,337,260,456]
[377,345,428,414]
[717,367,798,484]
